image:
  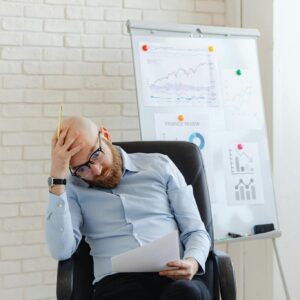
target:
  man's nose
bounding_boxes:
[89,163,103,175]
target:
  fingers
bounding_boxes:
[51,132,57,148]
[159,269,193,280]
[57,127,69,147]
[159,260,194,280]
[167,260,186,268]
[52,127,76,151]
[69,144,82,157]
[63,134,79,151]
[52,128,82,158]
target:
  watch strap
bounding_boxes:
[52,178,66,185]
[48,177,67,187]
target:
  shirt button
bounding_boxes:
[134,233,138,238]
[60,227,64,232]
[128,218,132,223]
[57,203,63,208]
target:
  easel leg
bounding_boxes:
[272,239,290,300]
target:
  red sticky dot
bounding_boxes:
[237,144,243,150]
[142,44,148,51]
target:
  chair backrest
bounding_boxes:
[69,141,216,300]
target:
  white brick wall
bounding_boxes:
[0,1,225,299]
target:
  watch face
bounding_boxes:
[48,177,53,187]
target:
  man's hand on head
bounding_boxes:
[159,257,199,280]
[50,128,82,194]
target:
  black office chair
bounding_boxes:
[57,141,236,300]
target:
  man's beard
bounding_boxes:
[85,143,123,189]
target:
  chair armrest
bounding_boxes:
[212,249,236,300]
[57,258,74,300]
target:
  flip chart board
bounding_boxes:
[127,20,280,241]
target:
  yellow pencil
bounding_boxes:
[57,105,63,138]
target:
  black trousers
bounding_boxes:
[93,272,211,300]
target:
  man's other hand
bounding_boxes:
[159,257,199,280]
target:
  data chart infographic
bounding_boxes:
[224,143,264,205]
[140,45,219,107]
[128,21,278,240]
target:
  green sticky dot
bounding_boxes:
[236,69,242,76]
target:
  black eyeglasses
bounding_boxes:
[69,132,104,178]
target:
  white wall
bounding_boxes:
[0,1,225,299]
[273,1,300,299]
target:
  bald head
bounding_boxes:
[62,116,98,139]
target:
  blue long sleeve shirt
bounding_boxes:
[45,147,211,284]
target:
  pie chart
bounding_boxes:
[188,132,205,150]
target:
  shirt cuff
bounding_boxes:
[183,249,208,274]
[47,191,69,217]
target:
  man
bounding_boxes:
[46,116,211,300]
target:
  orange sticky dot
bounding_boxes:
[208,45,214,52]
[178,114,185,122]
[142,44,148,51]
[237,144,243,150]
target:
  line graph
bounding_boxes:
[140,43,220,106]
[222,69,262,129]
[149,61,217,103]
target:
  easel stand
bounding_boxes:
[272,238,290,300]
[216,230,290,300]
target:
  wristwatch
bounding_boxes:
[48,177,67,188]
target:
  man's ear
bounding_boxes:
[100,127,112,143]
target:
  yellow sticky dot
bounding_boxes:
[208,45,214,53]
[178,114,185,122]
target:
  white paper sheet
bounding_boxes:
[223,142,264,205]
[138,40,220,107]
[154,113,209,151]
[222,69,263,130]
[111,230,180,273]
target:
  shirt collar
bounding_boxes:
[116,146,140,174]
